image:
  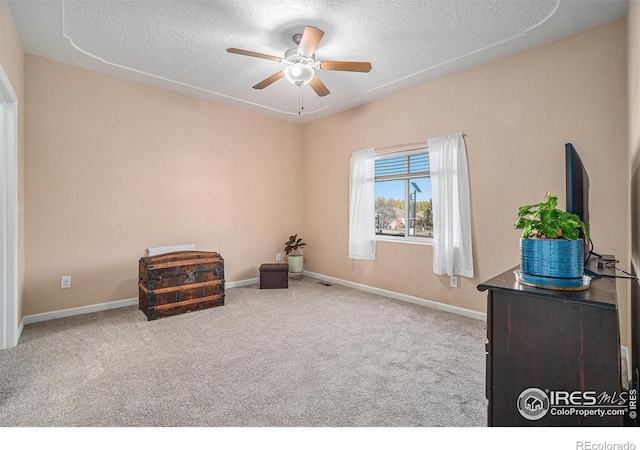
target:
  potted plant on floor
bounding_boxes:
[514,192,589,289]
[285,234,306,274]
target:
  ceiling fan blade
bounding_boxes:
[319,61,372,73]
[253,71,285,90]
[227,48,282,62]
[298,27,324,57]
[309,75,330,97]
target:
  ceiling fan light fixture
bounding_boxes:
[229,26,370,99]
[284,64,315,86]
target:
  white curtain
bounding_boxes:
[429,133,474,278]
[348,148,376,260]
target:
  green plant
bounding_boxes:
[515,192,589,241]
[284,234,306,255]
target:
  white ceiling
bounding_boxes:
[8,0,629,124]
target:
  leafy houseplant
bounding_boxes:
[515,192,589,241]
[514,192,589,289]
[284,234,306,255]
[284,234,306,274]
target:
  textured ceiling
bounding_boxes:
[8,0,629,124]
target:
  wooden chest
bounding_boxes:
[139,250,225,321]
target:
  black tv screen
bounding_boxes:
[565,143,590,254]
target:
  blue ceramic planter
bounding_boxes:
[520,238,584,288]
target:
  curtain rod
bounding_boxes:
[374,134,466,155]
[374,140,429,155]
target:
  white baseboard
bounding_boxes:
[22,278,260,326]
[23,297,139,325]
[303,270,487,322]
[227,278,259,288]
[21,273,485,327]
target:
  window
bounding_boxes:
[374,149,432,241]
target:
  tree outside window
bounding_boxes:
[374,151,432,240]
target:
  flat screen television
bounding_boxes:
[565,143,590,260]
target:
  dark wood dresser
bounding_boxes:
[478,256,624,426]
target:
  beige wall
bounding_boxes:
[629,1,640,369]
[0,1,25,322]
[303,19,630,343]
[23,55,303,316]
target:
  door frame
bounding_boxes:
[0,62,19,349]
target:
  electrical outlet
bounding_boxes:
[276,253,282,262]
[61,276,72,289]
[450,276,458,288]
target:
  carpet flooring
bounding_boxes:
[0,277,487,427]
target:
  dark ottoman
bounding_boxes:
[259,263,289,289]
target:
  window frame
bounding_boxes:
[374,147,433,244]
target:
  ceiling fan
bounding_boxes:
[227,26,372,97]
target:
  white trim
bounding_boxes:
[17,318,24,341]
[226,278,259,288]
[622,345,632,387]
[24,298,139,325]
[22,278,260,325]
[304,271,486,321]
[0,62,18,101]
[20,274,487,327]
[375,235,433,245]
[374,146,429,159]
[0,62,19,349]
